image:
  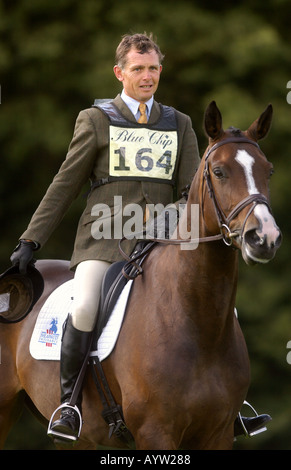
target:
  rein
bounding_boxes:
[119,137,272,261]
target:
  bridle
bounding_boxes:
[202,137,271,246]
[145,137,271,247]
[119,137,272,269]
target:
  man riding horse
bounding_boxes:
[10,33,270,445]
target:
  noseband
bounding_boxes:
[203,137,271,246]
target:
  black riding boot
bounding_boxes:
[48,314,92,443]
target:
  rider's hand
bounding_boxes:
[10,239,39,274]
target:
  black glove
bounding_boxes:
[10,240,39,274]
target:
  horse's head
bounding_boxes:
[200,101,281,265]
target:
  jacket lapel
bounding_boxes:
[148,101,161,124]
[113,95,136,122]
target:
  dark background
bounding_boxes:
[1,0,290,450]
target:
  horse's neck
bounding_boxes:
[177,234,238,299]
[170,178,239,341]
[172,245,238,346]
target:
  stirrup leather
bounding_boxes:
[237,400,267,437]
[47,403,83,442]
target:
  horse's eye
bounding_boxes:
[213,167,224,179]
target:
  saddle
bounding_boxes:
[94,240,156,342]
[0,264,44,323]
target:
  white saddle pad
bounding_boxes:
[29,279,133,362]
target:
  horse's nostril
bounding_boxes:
[245,229,261,247]
[245,229,281,251]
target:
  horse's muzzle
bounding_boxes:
[241,223,282,265]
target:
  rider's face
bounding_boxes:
[114,48,162,103]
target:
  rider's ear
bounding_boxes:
[247,104,273,141]
[204,101,224,141]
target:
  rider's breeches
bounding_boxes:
[71,260,111,332]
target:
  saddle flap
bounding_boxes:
[95,261,127,340]
[95,241,156,340]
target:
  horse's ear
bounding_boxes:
[247,104,273,141]
[204,101,224,140]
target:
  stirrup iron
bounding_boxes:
[237,400,267,437]
[47,403,83,441]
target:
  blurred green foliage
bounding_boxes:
[1,0,290,450]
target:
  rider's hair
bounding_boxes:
[115,32,165,69]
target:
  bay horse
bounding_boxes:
[0,102,281,450]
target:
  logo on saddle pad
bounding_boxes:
[38,318,60,348]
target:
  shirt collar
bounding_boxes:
[121,90,153,120]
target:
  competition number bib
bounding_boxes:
[109,126,178,181]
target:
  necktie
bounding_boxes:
[138,103,148,124]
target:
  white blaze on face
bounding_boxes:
[235,150,279,250]
[235,150,257,194]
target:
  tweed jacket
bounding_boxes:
[21,95,200,269]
